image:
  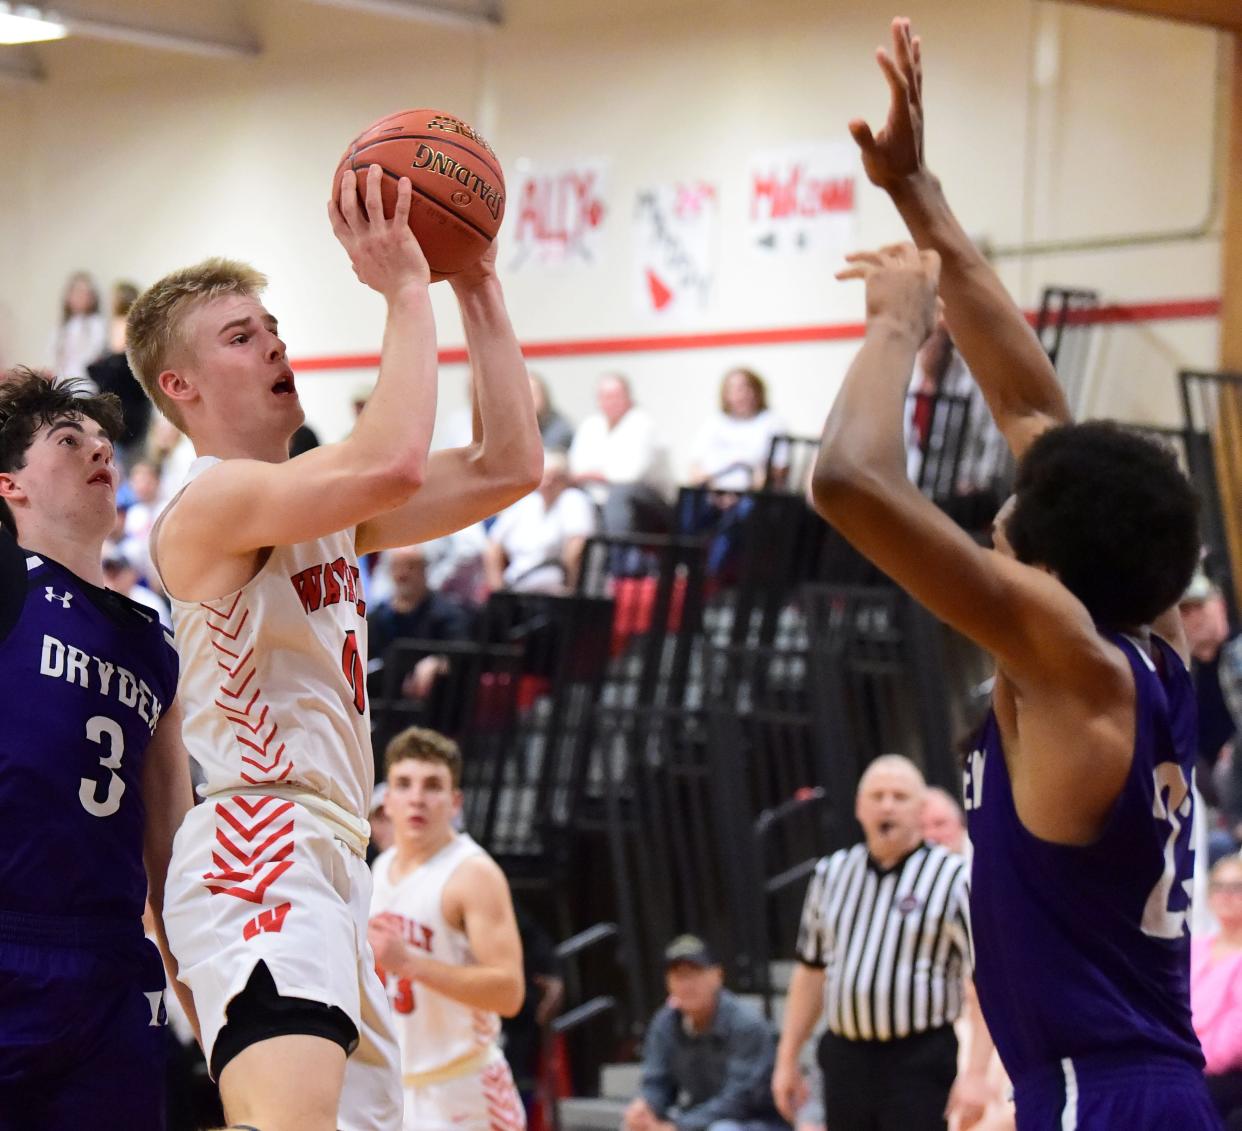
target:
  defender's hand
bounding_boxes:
[849,17,926,192]
[328,165,435,296]
[838,242,942,347]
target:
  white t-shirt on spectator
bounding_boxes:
[690,408,786,491]
[568,407,668,503]
[491,487,596,592]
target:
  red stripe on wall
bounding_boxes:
[289,296,1220,373]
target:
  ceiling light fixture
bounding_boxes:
[0,3,66,45]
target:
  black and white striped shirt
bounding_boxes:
[796,841,973,1042]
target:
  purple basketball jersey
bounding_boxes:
[965,630,1203,1086]
[0,536,178,922]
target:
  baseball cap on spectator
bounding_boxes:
[663,934,716,969]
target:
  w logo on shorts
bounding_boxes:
[243,901,292,941]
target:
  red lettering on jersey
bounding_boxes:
[291,559,365,619]
[331,559,353,607]
[396,916,435,952]
[349,566,367,616]
[322,560,343,606]
[290,567,324,613]
[242,901,292,940]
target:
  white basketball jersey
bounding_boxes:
[370,834,498,1076]
[161,457,374,824]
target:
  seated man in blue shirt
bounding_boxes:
[624,936,789,1131]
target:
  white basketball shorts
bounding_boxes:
[164,793,401,1131]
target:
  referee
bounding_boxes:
[772,755,993,1130]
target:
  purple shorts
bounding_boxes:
[1013,1051,1222,1131]
[0,912,168,1131]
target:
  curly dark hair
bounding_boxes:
[1006,421,1200,630]
[0,367,123,538]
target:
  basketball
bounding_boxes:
[333,108,505,275]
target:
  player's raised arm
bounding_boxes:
[810,243,1118,690]
[356,241,543,554]
[851,17,1070,459]
[144,167,439,591]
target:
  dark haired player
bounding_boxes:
[808,18,1219,1130]
[0,369,195,1129]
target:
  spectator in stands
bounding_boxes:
[531,371,575,451]
[688,368,786,491]
[569,373,671,535]
[922,784,971,862]
[50,270,108,384]
[147,413,195,511]
[625,934,788,1131]
[773,755,993,1131]
[102,546,171,628]
[1193,854,1242,1129]
[367,543,476,701]
[905,317,1007,529]
[366,783,394,865]
[116,458,162,583]
[422,523,490,607]
[87,280,151,470]
[485,449,596,594]
[1180,574,1236,774]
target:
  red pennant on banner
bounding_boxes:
[646,269,673,311]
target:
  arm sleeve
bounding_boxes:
[638,1010,679,1117]
[673,1017,777,1131]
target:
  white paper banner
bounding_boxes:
[632,181,718,317]
[747,142,858,256]
[507,159,609,271]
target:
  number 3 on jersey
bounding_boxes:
[79,715,125,818]
[379,965,416,1013]
[342,629,366,715]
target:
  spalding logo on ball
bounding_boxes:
[333,108,506,275]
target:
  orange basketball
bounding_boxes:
[333,108,505,275]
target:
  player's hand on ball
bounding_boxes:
[837,242,941,346]
[849,17,926,192]
[328,165,437,296]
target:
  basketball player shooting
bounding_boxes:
[0,370,197,1129]
[808,17,1219,1130]
[125,166,542,1131]
[368,727,527,1131]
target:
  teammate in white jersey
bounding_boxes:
[125,167,542,1131]
[369,726,526,1131]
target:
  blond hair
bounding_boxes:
[126,257,268,429]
